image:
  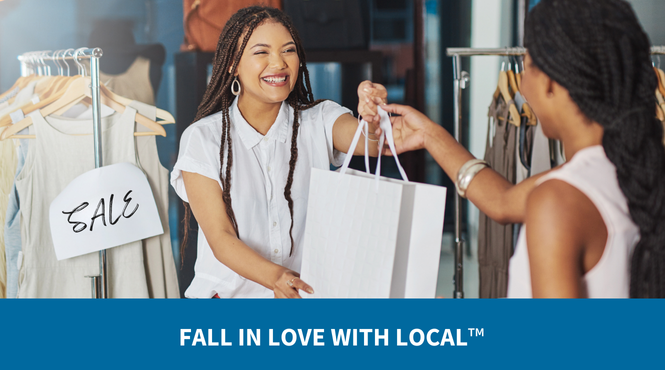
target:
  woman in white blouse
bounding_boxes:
[171,6,381,298]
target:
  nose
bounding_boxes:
[268,52,287,70]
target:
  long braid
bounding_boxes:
[526,0,665,297]
[181,6,326,262]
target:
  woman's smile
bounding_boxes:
[261,73,289,87]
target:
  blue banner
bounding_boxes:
[1,299,662,369]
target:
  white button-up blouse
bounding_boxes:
[171,97,351,298]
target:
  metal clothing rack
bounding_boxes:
[17,47,107,298]
[445,45,665,299]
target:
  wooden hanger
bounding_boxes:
[655,67,665,97]
[0,77,92,138]
[498,71,521,126]
[0,76,166,140]
[98,84,175,124]
[0,75,43,101]
[55,94,166,137]
[0,76,83,128]
[656,89,665,122]
[522,102,537,126]
[36,75,73,100]
[507,70,519,96]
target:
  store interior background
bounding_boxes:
[1,0,664,298]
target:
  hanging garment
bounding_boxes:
[513,92,533,184]
[515,120,534,183]
[507,146,639,298]
[15,105,177,297]
[513,100,535,255]
[478,95,517,298]
[5,103,112,299]
[4,132,28,299]
[0,80,40,298]
[129,101,180,298]
[550,139,566,167]
[46,101,178,298]
[99,57,155,106]
[530,120,552,176]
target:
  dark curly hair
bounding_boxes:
[182,6,324,260]
[525,0,665,297]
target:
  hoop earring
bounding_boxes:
[231,76,241,96]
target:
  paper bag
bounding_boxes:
[301,107,447,298]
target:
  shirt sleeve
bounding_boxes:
[319,100,353,167]
[170,120,222,203]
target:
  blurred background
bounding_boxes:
[2,0,664,298]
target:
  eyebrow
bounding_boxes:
[250,41,296,49]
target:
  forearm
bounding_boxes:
[208,231,288,291]
[183,172,289,292]
[424,123,543,224]
[333,113,380,157]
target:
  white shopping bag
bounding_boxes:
[301,107,447,298]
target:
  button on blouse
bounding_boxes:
[171,97,351,298]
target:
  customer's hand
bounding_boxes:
[380,103,439,155]
[357,80,388,123]
[273,269,314,299]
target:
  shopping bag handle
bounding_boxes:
[339,115,371,176]
[339,107,409,186]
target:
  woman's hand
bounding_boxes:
[380,103,438,155]
[358,80,388,123]
[273,269,314,299]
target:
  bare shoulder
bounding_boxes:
[526,179,603,247]
[525,178,608,297]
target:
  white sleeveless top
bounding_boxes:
[507,146,640,298]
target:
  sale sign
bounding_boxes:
[49,162,164,260]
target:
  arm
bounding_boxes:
[525,180,607,298]
[381,102,549,224]
[426,122,549,224]
[357,80,544,223]
[332,112,381,157]
[182,171,314,298]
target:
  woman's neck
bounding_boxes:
[559,117,604,160]
[237,95,282,135]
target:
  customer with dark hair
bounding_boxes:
[359,0,665,298]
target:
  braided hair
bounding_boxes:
[182,6,324,260]
[525,0,665,297]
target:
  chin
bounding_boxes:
[266,91,293,104]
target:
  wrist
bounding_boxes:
[269,265,289,291]
[422,122,443,151]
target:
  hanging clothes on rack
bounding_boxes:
[478,59,554,298]
[88,19,167,106]
[0,49,179,298]
[478,93,517,298]
[0,79,42,298]
[99,57,156,106]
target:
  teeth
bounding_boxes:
[263,76,286,83]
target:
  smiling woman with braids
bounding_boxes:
[171,6,379,298]
[359,0,665,298]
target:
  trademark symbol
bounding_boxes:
[467,328,484,337]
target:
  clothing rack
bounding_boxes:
[445,45,665,299]
[17,47,107,298]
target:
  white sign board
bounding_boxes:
[49,162,164,260]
